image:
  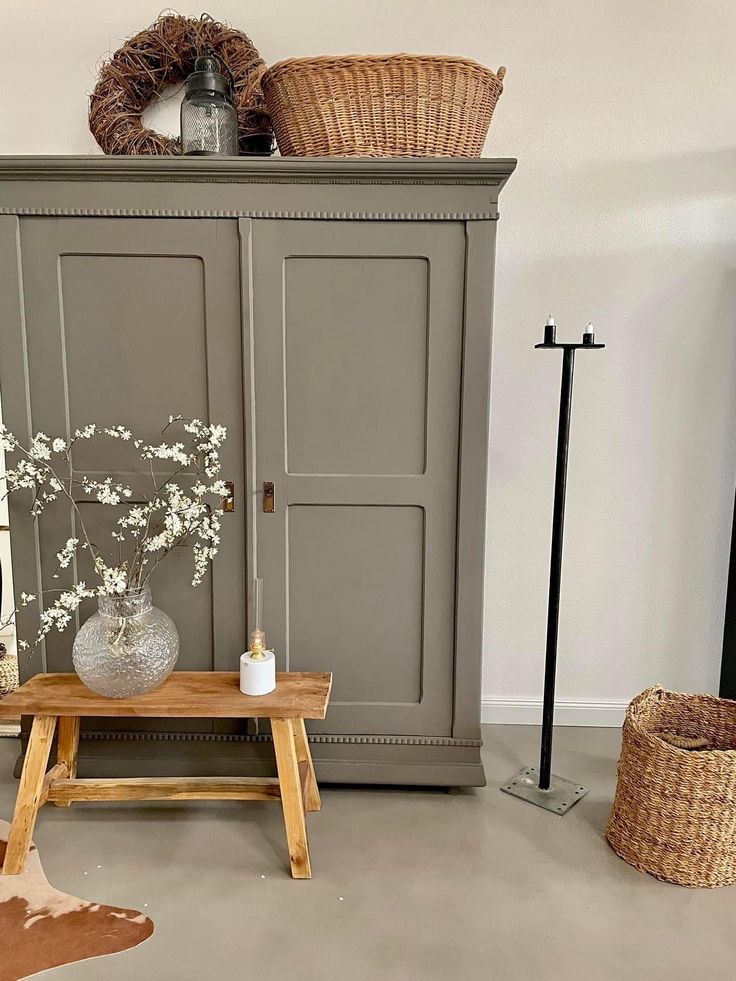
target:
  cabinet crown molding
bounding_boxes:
[0,155,517,187]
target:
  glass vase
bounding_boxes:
[72,585,179,698]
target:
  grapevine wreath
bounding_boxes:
[89,12,272,155]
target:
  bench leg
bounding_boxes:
[292,718,321,812]
[272,717,311,879]
[54,716,81,807]
[2,714,57,875]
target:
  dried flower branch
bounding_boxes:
[0,415,232,651]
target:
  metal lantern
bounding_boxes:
[180,51,238,156]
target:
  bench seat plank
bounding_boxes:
[0,672,332,720]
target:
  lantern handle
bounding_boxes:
[198,41,235,98]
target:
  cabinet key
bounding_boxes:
[263,481,275,513]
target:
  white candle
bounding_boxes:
[543,315,557,344]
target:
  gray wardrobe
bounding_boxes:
[0,156,515,786]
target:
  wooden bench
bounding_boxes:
[0,671,332,879]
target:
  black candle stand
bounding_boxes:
[501,321,604,816]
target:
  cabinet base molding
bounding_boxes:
[15,729,486,788]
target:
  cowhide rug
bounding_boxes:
[0,820,153,980]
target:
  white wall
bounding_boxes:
[1,0,735,722]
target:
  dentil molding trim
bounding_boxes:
[0,207,499,221]
[80,730,483,748]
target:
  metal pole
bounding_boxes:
[500,321,602,815]
[539,347,575,790]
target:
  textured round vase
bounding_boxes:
[72,585,179,698]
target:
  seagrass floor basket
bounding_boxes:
[606,685,736,887]
[0,648,18,698]
[261,54,506,157]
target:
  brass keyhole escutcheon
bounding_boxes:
[263,481,275,513]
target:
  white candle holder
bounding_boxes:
[240,649,276,696]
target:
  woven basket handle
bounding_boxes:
[627,684,667,722]
[496,66,507,83]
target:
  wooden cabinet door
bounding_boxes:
[14,218,246,725]
[246,219,465,735]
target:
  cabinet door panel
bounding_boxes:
[16,218,245,729]
[284,255,429,475]
[249,220,464,735]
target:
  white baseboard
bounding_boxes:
[0,721,20,737]
[482,696,626,728]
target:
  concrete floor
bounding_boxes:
[1,725,735,981]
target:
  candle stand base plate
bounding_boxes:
[500,766,588,816]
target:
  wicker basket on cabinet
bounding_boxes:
[261,54,506,158]
[606,685,736,887]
